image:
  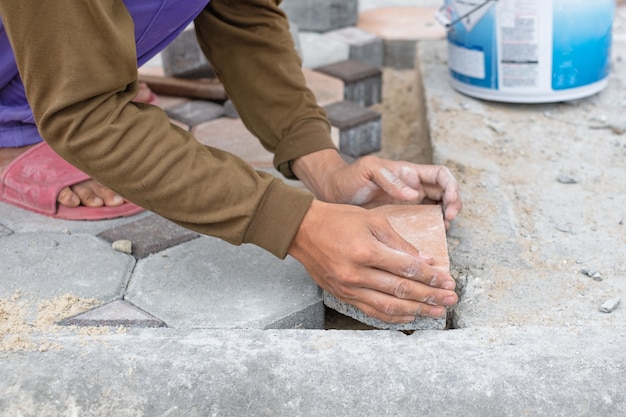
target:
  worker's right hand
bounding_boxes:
[288,200,458,324]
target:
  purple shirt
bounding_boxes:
[0,0,209,148]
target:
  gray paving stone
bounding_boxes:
[324,100,381,157]
[59,300,165,328]
[223,99,239,119]
[315,60,382,106]
[326,27,384,68]
[98,214,199,259]
[0,232,135,320]
[165,100,226,128]
[299,32,350,68]
[161,27,214,79]
[280,0,358,32]
[126,236,323,329]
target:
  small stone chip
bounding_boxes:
[112,239,133,254]
[581,268,603,281]
[557,174,579,184]
[599,298,621,314]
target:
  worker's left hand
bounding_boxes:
[292,149,462,229]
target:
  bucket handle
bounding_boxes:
[435,0,498,31]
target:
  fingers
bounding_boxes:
[57,180,125,208]
[334,267,457,324]
[289,200,459,325]
[354,157,462,222]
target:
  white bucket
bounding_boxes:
[437,0,614,103]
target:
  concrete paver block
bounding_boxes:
[324,204,449,330]
[59,300,166,328]
[98,214,199,259]
[165,100,225,128]
[0,232,135,321]
[280,0,358,32]
[126,236,324,329]
[161,28,214,79]
[326,27,384,68]
[299,32,350,68]
[324,100,381,157]
[315,60,382,106]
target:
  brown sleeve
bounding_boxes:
[0,0,317,258]
[194,0,338,178]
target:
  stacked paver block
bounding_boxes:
[326,27,385,68]
[298,33,350,69]
[161,27,214,79]
[324,100,381,157]
[315,60,382,107]
[324,204,450,330]
[281,0,385,69]
[279,0,359,32]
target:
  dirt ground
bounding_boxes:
[373,68,433,165]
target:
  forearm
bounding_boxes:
[0,0,311,257]
[194,0,337,178]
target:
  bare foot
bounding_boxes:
[0,145,125,209]
[0,83,157,210]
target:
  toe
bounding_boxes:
[57,187,81,208]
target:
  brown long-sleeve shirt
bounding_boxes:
[0,0,337,258]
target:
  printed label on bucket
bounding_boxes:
[444,0,614,102]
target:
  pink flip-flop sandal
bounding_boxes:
[0,143,144,220]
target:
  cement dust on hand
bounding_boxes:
[1,291,104,352]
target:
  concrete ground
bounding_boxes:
[1,1,625,416]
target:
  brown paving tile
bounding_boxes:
[357,7,445,40]
[98,214,199,259]
[192,118,275,169]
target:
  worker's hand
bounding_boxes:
[292,149,462,229]
[288,200,458,324]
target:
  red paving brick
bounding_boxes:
[357,7,446,41]
[372,204,449,272]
